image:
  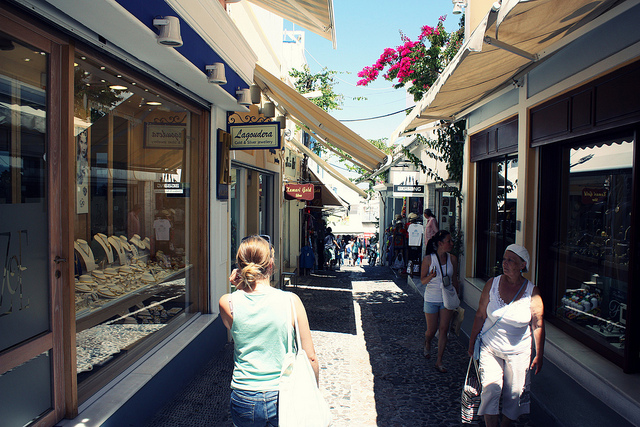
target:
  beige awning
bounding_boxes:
[254,64,389,172]
[308,170,347,208]
[290,136,368,198]
[393,0,615,139]
[246,0,336,48]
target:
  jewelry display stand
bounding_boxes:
[74,239,97,272]
[108,235,128,265]
[94,233,114,264]
[119,235,138,258]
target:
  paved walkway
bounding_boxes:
[145,265,533,426]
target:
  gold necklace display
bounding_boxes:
[74,239,96,272]
[108,236,128,265]
[94,233,114,264]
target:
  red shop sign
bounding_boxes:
[285,183,315,201]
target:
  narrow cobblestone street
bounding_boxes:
[145,265,533,426]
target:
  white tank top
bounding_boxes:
[481,276,534,354]
[423,253,453,303]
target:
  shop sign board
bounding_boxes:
[144,123,186,149]
[285,183,314,201]
[393,184,425,197]
[154,182,190,197]
[229,122,280,150]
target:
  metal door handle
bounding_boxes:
[54,256,67,264]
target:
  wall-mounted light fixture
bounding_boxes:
[261,102,275,118]
[452,0,467,15]
[250,84,261,104]
[153,16,183,47]
[206,63,227,84]
[276,115,286,129]
[236,88,251,106]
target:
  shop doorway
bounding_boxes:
[0,22,65,426]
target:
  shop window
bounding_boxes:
[230,166,275,266]
[435,190,455,233]
[72,54,203,397]
[549,137,632,357]
[476,155,518,280]
[230,167,241,264]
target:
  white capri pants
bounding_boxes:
[478,345,531,420]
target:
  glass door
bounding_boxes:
[0,21,65,426]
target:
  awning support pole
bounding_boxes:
[483,36,538,62]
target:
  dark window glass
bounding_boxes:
[476,155,518,279]
[549,138,632,356]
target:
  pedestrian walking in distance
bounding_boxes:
[420,230,460,372]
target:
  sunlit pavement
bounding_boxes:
[145,265,533,426]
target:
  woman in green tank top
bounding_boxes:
[219,235,318,426]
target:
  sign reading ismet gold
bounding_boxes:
[229,122,280,150]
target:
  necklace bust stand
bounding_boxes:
[93,233,114,264]
[74,239,97,272]
[119,235,138,257]
[108,235,128,265]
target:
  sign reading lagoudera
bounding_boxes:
[285,183,314,201]
[229,122,281,150]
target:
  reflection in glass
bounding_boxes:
[0,352,52,426]
[0,34,50,352]
[72,54,201,388]
[553,139,632,355]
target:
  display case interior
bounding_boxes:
[552,139,632,355]
[72,53,202,385]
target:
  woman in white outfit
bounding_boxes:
[468,244,545,427]
[420,230,459,372]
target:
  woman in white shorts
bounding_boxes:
[468,244,545,427]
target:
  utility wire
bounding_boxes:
[340,107,412,122]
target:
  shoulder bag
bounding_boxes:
[433,253,460,310]
[461,357,482,424]
[473,277,528,360]
[279,294,332,427]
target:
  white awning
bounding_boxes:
[307,170,348,208]
[246,0,336,48]
[290,137,368,198]
[393,0,616,139]
[254,64,389,172]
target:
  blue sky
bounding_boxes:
[286,0,462,144]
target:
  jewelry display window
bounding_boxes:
[72,53,203,386]
[551,137,633,355]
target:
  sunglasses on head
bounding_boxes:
[241,234,271,244]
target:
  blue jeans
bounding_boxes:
[230,389,279,427]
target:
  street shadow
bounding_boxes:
[289,269,357,335]
[354,269,472,426]
[144,342,234,427]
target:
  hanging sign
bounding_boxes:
[393,184,425,197]
[285,183,314,201]
[229,122,280,150]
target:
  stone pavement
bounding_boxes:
[145,265,534,426]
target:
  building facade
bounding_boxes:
[394,0,640,422]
